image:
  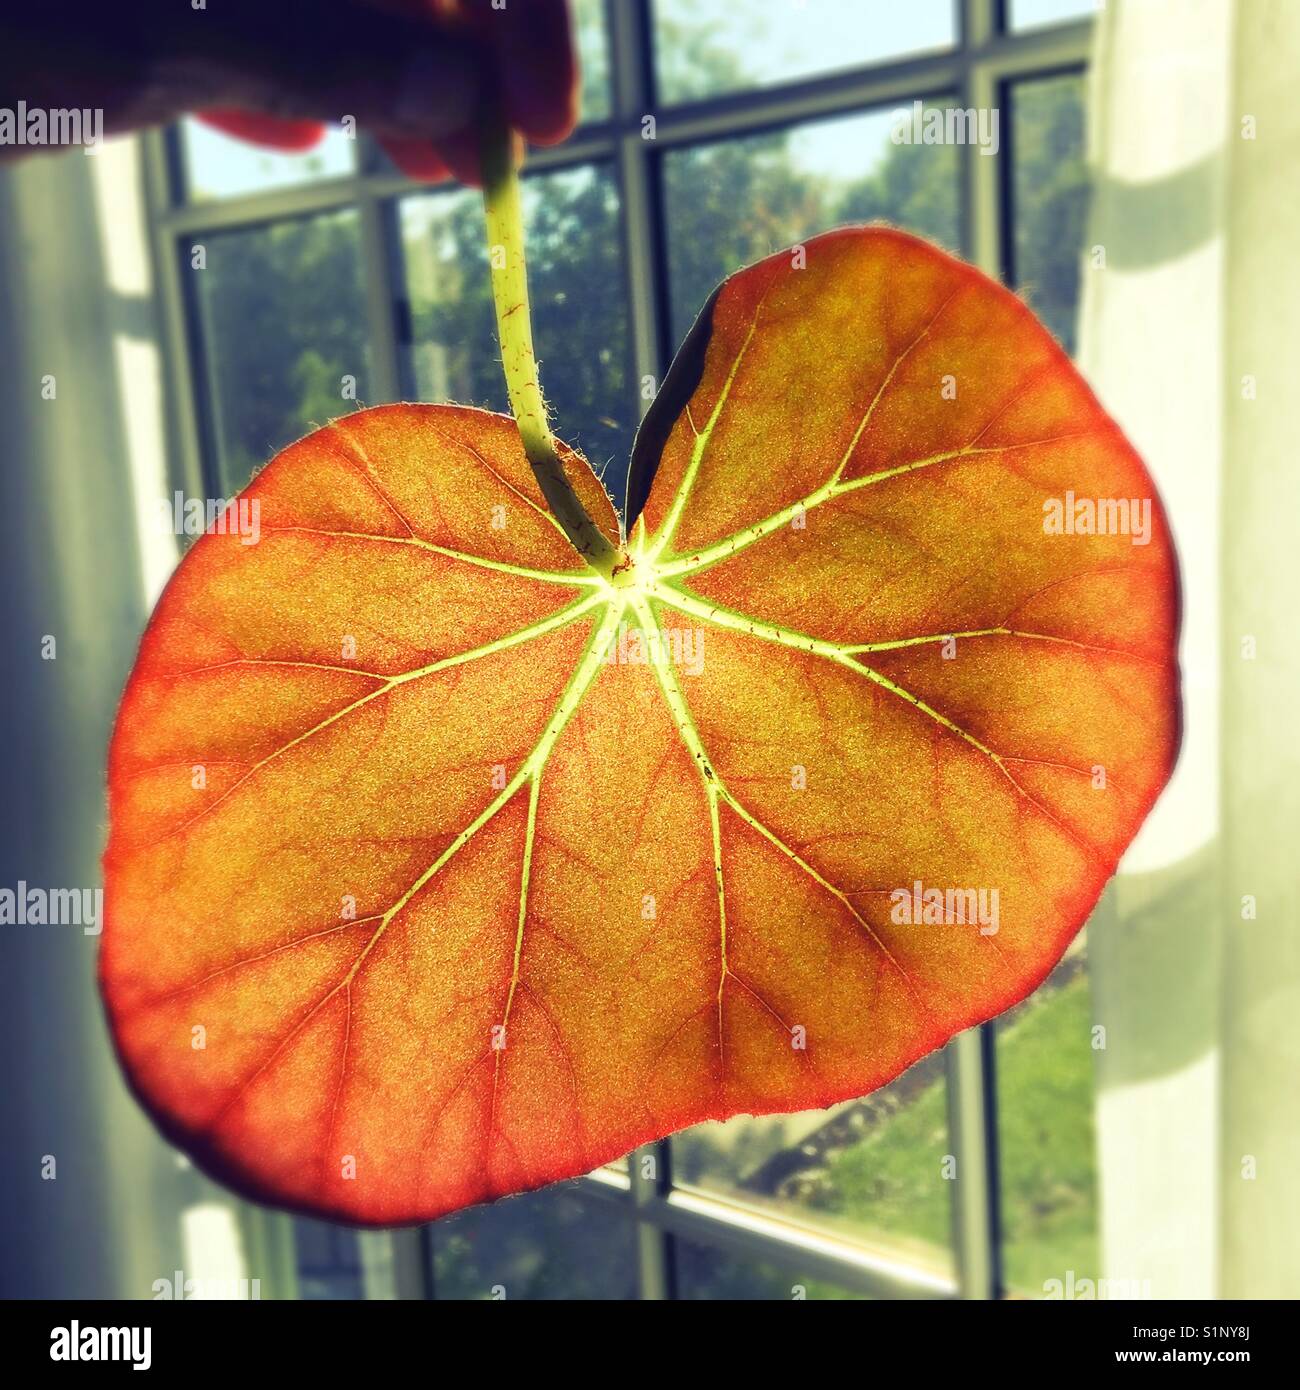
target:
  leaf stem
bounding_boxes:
[480,116,621,578]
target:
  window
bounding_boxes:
[398,164,635,506]
[651,0,958,104]
[190,211,370,492]
[144,0,1095,1299]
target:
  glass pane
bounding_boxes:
[1009,73,1089,353]
[574,0,611,122]
[996,944,1099,1294]
[663,102,961,348]
[1008,0,1099,32]
[182,117,354,201]
[1005,111,1092,1304]
[670,1057,954,1274]
[652,0,956,104]
[432,1187,637,1299]
[663,104,966,1273]
[400,164,634,511]
[293,1218,365,1299]
[192,210,370,493]
[675,1238,863,1300]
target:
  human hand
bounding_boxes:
[0,0,578,184]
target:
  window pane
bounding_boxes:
[663,103,962,1275]
[996,944,1099,1294]
[1008,0,1099,32]
[192,211,370,494]
[663,102,961,356]
[182,117,354,202]
[574,0,611,122]
[675,1238,862,1300]
[293,1218,366,1299]
[670,1059,955,1275]
[652,0,956,104]
[1009,73,1090,353]
[432,1188,637,1299]
[1006,108,1094,1336]
[400,164,634,512]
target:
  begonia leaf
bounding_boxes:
[102,229,1179,1223]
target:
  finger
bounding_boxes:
[432,123,524,190]
[436,0,578,145]
[433,124,486,189]
[490,0,579,146]
[118,0,488,143]
[197,109,326,152]
[377,134,451,183]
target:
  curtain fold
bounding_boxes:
[1217,0,1300,1303]
[0,136,296,1299]
[1083,0,1300,1300]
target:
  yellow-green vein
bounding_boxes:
[654,580,1101,865]
[262,524,605,587]
[629,592,936,1056]
[210,599,623,1130]
[653,430,1099,582]
[149,590,605,851]
[647,310,763,564]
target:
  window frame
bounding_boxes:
[139,0,1094,1301]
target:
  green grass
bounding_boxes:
[811,969,1099,1295]
[993,970,1100,1292]
[425,965,1101,1299]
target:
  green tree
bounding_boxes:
[199,212,367,492]
[1010,75,1090,351]
[401,165,634,504]
[835,127,960,252]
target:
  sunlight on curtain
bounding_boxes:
[1217,0,1300,1302]
[0,135,182,1298]
[91,145,177,608]
[180,1203,249,1297]
[0,135,297,1299]
[1082,0,1300,1299]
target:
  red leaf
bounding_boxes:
[102,229,1179,1223]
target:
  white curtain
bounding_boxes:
[0,136,297,1299]
[1083,0,1300,1300]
